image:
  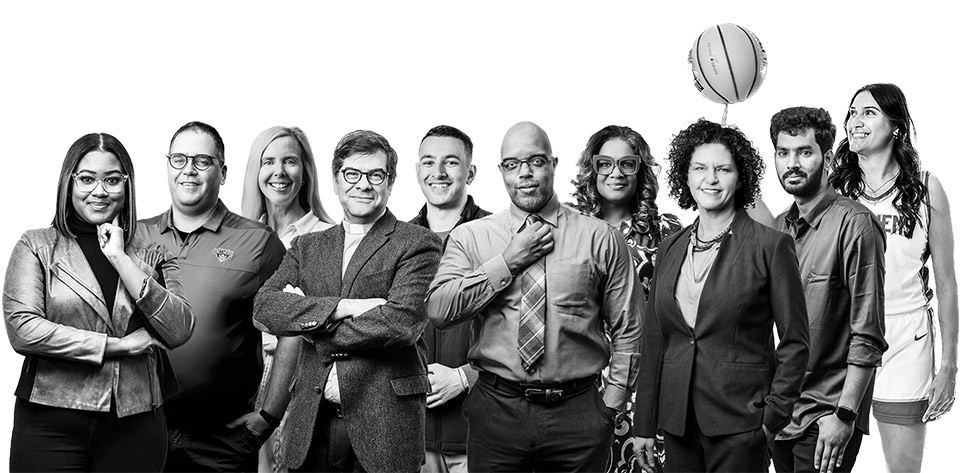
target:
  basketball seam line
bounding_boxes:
[696,31,730,104]
[716,25,741,102]
[734,24,761,97]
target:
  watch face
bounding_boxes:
[837,406,857,423]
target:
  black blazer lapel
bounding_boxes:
[659,225,693,335]
[341,210,397,297]
[693,210,751,332]
[51,238,111,329]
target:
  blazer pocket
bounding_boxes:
[390,374,430,396]
[720,361,770,371]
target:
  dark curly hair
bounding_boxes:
[571,125,663,237]
[829,83,926,238]
[666,119,764,210]
[769,106,836,155]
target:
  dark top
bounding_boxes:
[411,195,490,453]
[137,200,285,425]
[775,189,888,437]
[69,213,119,318]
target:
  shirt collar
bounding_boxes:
[785,188,839,229]
[342,208,386,235]
[509,193,560,231]
[159,199,229,234]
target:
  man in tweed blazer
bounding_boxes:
[254,130,442,473]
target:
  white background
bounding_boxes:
[1,1,957,471]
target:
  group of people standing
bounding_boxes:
[3,82,956,473]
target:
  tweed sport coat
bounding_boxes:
[253,210,442,472]
[633,209,810,438]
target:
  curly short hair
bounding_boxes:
[571,125,662,237]
[769,107,836,155]
[666,118,764,210]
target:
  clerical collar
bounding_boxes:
[342,209,386,235]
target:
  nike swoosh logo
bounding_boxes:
[915,333,928,341]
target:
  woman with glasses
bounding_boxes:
[3,133,194,472]
[831,83,958,472]
[572,125,680,473]
[631,120,809,473]
[241,126,334,472]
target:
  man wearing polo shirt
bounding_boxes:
[410,125,490,473]
[770,107,887,473]
[138,121,286,471]
[427,121,643,472]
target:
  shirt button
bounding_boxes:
[314,385,322,393]
[501,280,507,287]
[689,338,695,345]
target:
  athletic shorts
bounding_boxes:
[872,306,935,425]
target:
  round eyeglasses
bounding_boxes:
[72,173,128,194]
[341,167,388,185]
[167,153,219,171]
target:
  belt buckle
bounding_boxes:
[524,388,564,403]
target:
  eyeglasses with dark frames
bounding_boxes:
[498,155,553,172]
[340,167,388,185]
[592,155,644,176]
[166,153,219,171]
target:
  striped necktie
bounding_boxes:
[518,213,546,372]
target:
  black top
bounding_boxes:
[68,212,119,317]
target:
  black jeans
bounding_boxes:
[10,398,167,472]
[773,423,864,473]
[164,423,262,472]
[293,400,366,473]
[463,374,614,472]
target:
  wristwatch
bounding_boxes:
[835,406,857,423]
[259,409,282,429]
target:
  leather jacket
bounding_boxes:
[3,227,195,417]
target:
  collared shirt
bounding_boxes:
[323,211,386,405]
[137,200,285,423]
[427,194,643,409]
[775,188,888,437]
[271,212,335,249]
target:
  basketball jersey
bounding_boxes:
[857,173,933,315]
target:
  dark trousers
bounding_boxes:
[10,398,167,472]
[661,401,769,473]
[293,400,366,473]
[773,423,863,473]
[464,374,614,472]
[164,419,262,472]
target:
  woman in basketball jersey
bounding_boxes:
[571,125,682,473]
[831,83,958,472]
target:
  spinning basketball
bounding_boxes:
[689,24,767,105]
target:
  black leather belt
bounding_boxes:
[480,372,599,404]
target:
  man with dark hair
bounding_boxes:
[427,121,642,472]
[138,121,288,471]
[254,130,442,473]
[770,107,887,473]
[410,125,489,473]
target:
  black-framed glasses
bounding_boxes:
[592,155,643,176]
[72,173,128,194]
[341,167,388,185]
[166,153,219,171]
[499,155,553,172]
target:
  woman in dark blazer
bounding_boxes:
[3,133,194,472]
[633,119,810,473]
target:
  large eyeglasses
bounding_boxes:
[72,173,128,194]
[592,155,644,176]
[498,155,552,172]
[167,153,219,171]
[341,167,388,185]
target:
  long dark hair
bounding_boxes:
[829,83,926,238]
[53,133,137,243]
[571,125,662,237]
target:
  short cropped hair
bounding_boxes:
[769,107,836,155]
[169,121,225,161]
[420,125,474,162]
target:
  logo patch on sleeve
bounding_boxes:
[213,248,234,263]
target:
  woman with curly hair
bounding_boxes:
[571,125,680,473]
[831,83,958,473]
[632,119,810,473]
